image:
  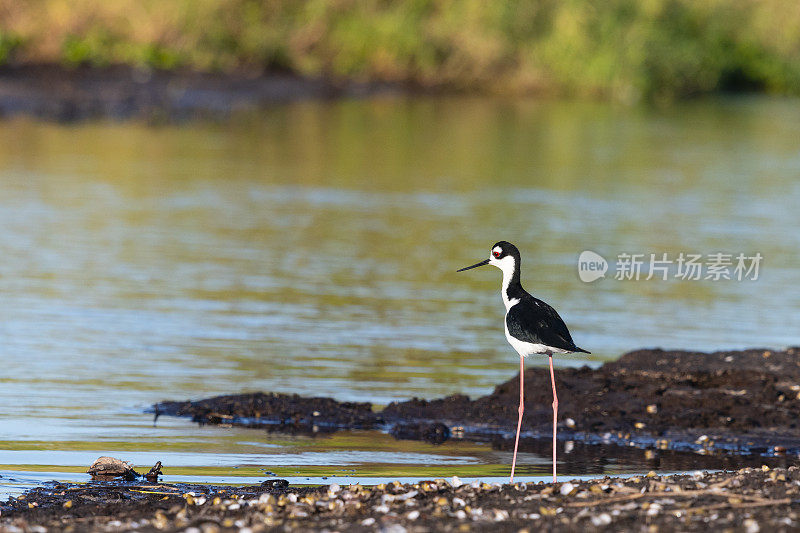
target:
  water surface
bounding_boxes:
[0,96,798,494]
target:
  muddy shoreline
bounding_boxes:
[155,347,800,458]
[0,64,404,122]
[3,468,800,531]
[4,347,800,531]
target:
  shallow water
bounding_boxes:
[1,96,799,495]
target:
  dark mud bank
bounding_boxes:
[155,347,800,457]
[4,468,800,532]
[0,64,400,122]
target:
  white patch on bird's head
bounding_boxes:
[488,247,519,310]
[488,248,516,275]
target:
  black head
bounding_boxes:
[489,241,520,262]
[457,241,521,272]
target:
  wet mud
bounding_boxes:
[3,468,800,532]
[0,64,399,122]
[155,347,800,458]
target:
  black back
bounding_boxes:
[506,295,589,353]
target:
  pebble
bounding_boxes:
[560,482,576,496]
[591,513,612,526]
[744,519,760,533]
[493,509,509,521]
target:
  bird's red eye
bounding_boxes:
[493,251,501,258]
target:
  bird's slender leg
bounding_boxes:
[549,353,558,483]
[510,355,524,483]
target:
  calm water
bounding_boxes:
[1,96,799,495]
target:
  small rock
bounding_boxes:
[646,503,662,516]
[145,461,162,482]
[559,482,576,496]
[591,513,612,526]
[744,519,760,533]
[87,456,139,480]
[493,509,509,521]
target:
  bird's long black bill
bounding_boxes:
[457,259,489,272]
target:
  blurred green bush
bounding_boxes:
[2,0,799,101]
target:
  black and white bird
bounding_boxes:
[458,241,589,483]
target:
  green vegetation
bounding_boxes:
[2,0,800,101]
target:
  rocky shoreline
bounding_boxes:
[2,468,799,532]
[4,347,800,531]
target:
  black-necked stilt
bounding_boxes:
[458,241,589,483]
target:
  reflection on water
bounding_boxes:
[0,96,798,487]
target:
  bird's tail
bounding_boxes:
[573,346,591,354]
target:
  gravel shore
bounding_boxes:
[7,347,800,531]
[2,468,799,532]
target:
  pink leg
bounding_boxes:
[549,354,558,483]
[509,356,524,483]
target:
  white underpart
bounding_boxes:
[504,318,570,357]
[489,247,570,358]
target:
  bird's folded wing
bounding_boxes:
[505,299,579,352]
